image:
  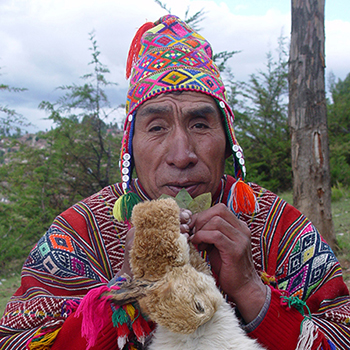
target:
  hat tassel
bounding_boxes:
[126,22,155,79]
[230,179,257,215]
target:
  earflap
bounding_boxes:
[216,98,258,215]
[120,110,136,192]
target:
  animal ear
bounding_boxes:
[105,279,154,305]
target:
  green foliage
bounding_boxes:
[331,184,346,202]
[0,32,122,274]
[327,73,350,186]
[0,67,28,136]
[226,36,291,193]
[39,31,122,197]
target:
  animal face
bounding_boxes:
[139,264,223,334]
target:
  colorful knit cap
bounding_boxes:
[120,14,246,192]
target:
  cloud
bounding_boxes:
[325,19,350,81]
[0,0,349,131]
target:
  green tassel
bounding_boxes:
[112,306,129,327]
[113,191,142,222]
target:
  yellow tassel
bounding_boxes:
[260,271,278,287]
[125,303,136,321]
[27,327,61,350]
[113,191,142,222]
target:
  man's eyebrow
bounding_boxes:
[137,105,172,117]
[137,104,218,118]
[186,105,218,117]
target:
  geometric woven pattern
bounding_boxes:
[1,177,350,349]
[276,222,339,299]
[26,227,100,280]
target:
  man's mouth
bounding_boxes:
[165,183,200,196]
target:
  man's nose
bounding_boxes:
[165,128,198,169]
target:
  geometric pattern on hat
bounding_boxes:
[121,15,246,191]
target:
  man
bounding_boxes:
[1,15,350,350]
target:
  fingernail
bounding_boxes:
[181,224,189,232]
[182,211,190,220]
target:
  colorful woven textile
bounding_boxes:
[120,15,245,193]
[1,176,350,349]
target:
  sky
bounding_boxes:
[0,0,349,133]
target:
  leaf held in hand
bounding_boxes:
[158,189,212,213]
[158,194,173,200]
[188,192,212,214]
[174,188,193,209]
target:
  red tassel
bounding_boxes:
[131,314,153,343]
[231,179,256,215]
[117,322,131,349]
[126,22,155,79]
[75,285,111,350]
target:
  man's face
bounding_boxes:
[132,91,227,200]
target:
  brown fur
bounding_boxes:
[108,198,221,333]
[130,198,190,280]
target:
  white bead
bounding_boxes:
[123,153,131,161]
[122,175,129,182]
[122,168,129,175]
[219,101,225,108]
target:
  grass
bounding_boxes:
[1,189,350,317]
[0,273,21,316]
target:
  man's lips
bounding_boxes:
[165,183,201,196]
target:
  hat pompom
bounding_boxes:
[229,179,257,215]
[113,191,142,222]
[126,22,155,79]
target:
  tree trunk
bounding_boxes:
[289,0,336,249]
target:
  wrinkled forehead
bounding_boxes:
[134,90,223,121]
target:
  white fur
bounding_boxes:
[148,299,264,350]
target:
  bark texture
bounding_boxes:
[289,0,336,248]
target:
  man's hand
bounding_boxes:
[189,203,267,324]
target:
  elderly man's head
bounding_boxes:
[132,91,227,199]
[120,15,246,198]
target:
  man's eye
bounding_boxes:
[193,123,209,129]
[149,125,163,132]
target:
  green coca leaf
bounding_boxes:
[158,189,212,213]
[174,188,193,209]
[158,194,173,200]
[188,192,212,214]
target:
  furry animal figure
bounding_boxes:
[108,198,264,349]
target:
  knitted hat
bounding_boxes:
[116,15,255,219]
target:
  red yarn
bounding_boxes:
[126,22,155,79]
[231,179,256,215]
[75,285,112,350]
